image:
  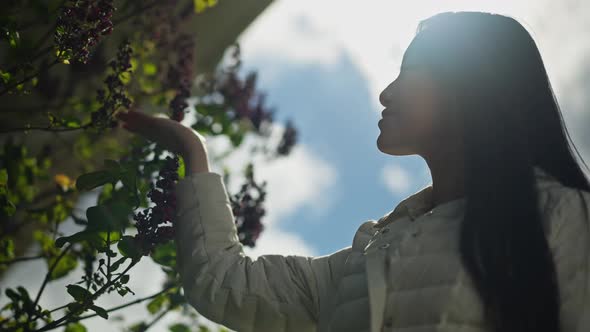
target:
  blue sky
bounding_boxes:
[217,0,590,260]
[3,1,589,331]
[234,49,432,254]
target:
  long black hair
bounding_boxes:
[407,11,590,332]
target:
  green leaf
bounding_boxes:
[168,292,186,306]
[120,274,130,284]
[86,201,131,232]
[0,237,15,261]
[55,230,101,248]
[61,116,81,128]
[8,29,20,48]
[103,159,121,172]
[66,284,91,302]
[129,322,148,332]
[117,236,142,260]
[16,286,32,303]
[0,168,7,185]
[48,253,78,280]
[98,230,122,243]
[5,288,20,302]
[119,169,136,190]
[169,323,191,332]
[71,214,88,225]
[90,304,108,319]
[110,256,128,272]
[65,322,88,332]
[147,293,168,314]
[177,157,185,180]
[76,170,117,191]
[0,71,11,84]
[151,241,176,268]
[142,63,157,76]
[66,301,83,314]
[193,0,218,13]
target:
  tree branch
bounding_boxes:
[140,306,172,332]
[0,59,59,97]
[0,122,94,134]
[34,258,140,332]
[0,254,46,265]
[49,283,177,330]
[32,243,74,310]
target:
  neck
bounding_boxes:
[423,151,465,208]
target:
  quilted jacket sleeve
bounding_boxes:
[173,171,349,332]
[546,186,590,331]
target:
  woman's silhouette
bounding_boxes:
[117,10,590,332]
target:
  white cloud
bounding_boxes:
[243,226,318,258]
[239,0,534,115]
[381,163,412,195]
[206,122,339,225]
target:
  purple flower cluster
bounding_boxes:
[92,40,133,128]
[54,0,115,64]
[229,167,267,247]
[211,45,276,134]
[132,155,179,256]
[167,34,195,122]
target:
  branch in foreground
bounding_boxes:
[0,254,46,265]
[0,122,94,134]
[35,258,140,332]
[50,283,178,330]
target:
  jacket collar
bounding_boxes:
[376,166,559,227]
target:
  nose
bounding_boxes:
[379,82,394,107]
[379,89,390,107]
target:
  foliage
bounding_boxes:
[0,0,298,331]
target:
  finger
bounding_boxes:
[115,111,128,120]
[117,111,153,129]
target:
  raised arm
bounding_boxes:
[174,170,350,332]
[115,110,351,331]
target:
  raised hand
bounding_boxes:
[116,110,210,173]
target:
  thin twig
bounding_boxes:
[35,258,140,332]
[0,254,46,265]
[140,306,172,332]
[49,284,177,330]
[0,122,94,134]
[0,59,59,96]
[32,243,74,311]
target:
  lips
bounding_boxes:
[381,109,398,117]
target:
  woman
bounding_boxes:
[116,11,590,332]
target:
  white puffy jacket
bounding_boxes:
[173,166,590,332]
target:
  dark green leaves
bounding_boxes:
[55,230,102,248]
[117,236,142,260]
[86,200,131,232]
[76,159,136,192]
[76,170,117,191]
[90,304,108,319]
[65,322,88,332]
[151,241,176,268]
[147,293,168,314]
[169,323,191,332]
[66,284,91,302]
[65,286,107,318]
[48,253,78,280]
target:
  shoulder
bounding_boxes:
[538,183,590,246]
[351,219,379,252]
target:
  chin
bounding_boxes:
[377,136,414,156]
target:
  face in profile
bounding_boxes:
[377,43,457,157]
